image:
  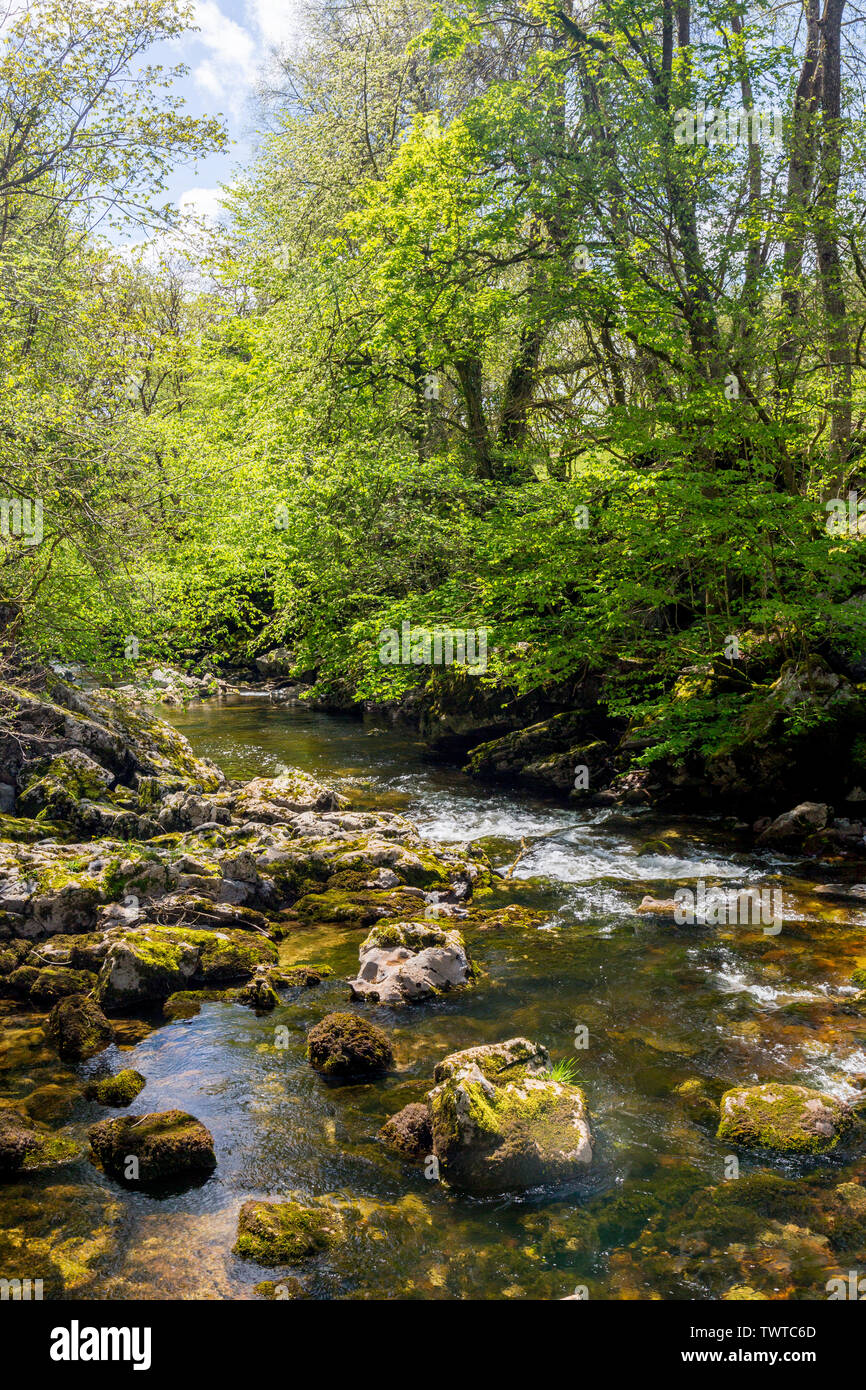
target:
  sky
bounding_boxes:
[149,0,306,229]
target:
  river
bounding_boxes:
[3,696,866,1299]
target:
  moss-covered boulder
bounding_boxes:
[0,1111,80,1175]
[88,1109,216,1181]
[349,920,474,1004]
[45,993,113,1060]
[18,749,114,825]
[290,886,425,928]
[380,1102,432,1161]
[27,965,93,1005]
[231,769,347,821]
[95,926,277,1009]
[306,1011,393,1078]
[235,968,280,1010]
[717,1083,854,1155]
[85,1069,146,1107]
[233,1199,344,1265]
[427,1037,594,1192]
[96,929,199,1008]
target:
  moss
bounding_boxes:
[27,966,92,1004]
[0,812,66,842]
[306,1011,393,1077]
[45,994,114,1061]
[291,887,424,928]
[86,1069,146,1107]
[367,921,448,950]
[163,989,230,1020]
[88,1109,216,1182]
[717,1083,854,1155]
[233,1200,344,1265]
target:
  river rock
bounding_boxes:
[88,1109,216,1181]
[85,1069,146,1107]
[306,1011,393,1078]
[349,920,474,1004]
[379,1102,432,1160]
[427,1037,593,1191]
[95,926,277,1009]
[0,1110,80,1175]
[717,1083,854,1155]
[233,1199,344,1263]
[756,802,831,847]
[45,993,113,1060]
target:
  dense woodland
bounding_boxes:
[4,0,866,777]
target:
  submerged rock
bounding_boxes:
[233,1199,344,1264]
[45,993,113,1061]
[427,1037,593,1192]
[305,1011,393,1078]
[349,920,474,1004]
[85,1069,146,1107]
[717,1083,854,1155]
[88,1109,216,1181]
[380,1102,432,1161]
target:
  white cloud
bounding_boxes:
[245,0,301,48]
[190,0,258,111]
[178,186,225,223]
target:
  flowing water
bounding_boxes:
[3,698,866,1299]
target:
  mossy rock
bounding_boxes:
[85,1069,146,1107]
[88,1109,216,1182]
[306,1011,393,1078]
[234,1199,344,1265]
[291,887,424,928]
[428,1037,594,1192]
[28,966,93,1005]
[45,993,114,1061]
[717,1083,854,1155]
[163,989,230,1021]
[0,1111,80,1176]
[380,1102,432,1161]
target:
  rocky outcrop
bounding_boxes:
[305,1012,393,1078]
[349,920,474,1004]
[88,1109,216,1181]
[717,1083,854,1155]
[464,711,614,796]
[95,927,277,1009]
[426,1038,594,1192]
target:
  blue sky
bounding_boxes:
[146,0,305,229]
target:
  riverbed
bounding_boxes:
[3,697,866,1299]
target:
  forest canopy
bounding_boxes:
[3,0,866,766]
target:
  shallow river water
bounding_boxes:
[3,698,866,1300]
